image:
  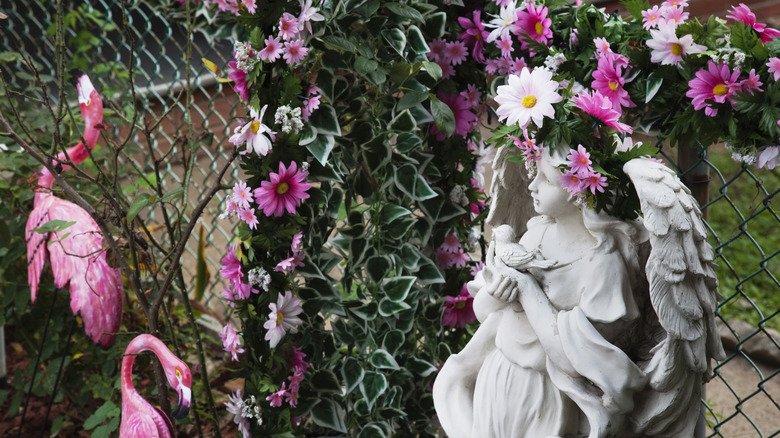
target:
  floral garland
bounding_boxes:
[483,0,780,219]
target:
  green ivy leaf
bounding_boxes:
[382,276,415,302]
[322,35,357,52]
[406,25,430,54]
[394,164,438,201]
[310,104,341,136]
[385,3,424,22]
[381,28,407,56]
[423,12,447,38]
[360,371,388,409]
[299,123,317,146]
[311,369,342,393]
[380,204,411,223]
[430,98,455,137]
[366,255,393,283]
[307,134,336,165]
[311,398,348,433]
[358,424,387,438]
[381,330,405,355]
[355,55,379,76]
[406,356,438,377]
[378,298,411,316]
[397,90,428,112]
[388,109,417,132]
[414,255,444,285]
[421,61,442,81]
[341,357,365,394]
[645,72,663,104]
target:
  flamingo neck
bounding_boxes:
[121,335,172,398]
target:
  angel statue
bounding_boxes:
[433,141,725,438]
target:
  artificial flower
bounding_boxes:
[283,39,309,65]
[726,3,780,44]
[442,285,476,329]
[220,323,244,361]
[297,0,325,35]
[238,207,259,230]
[254,161,312,217]
[266,383,287,407]
[661,6,689,26]
[430,92,478,140]
[460,84,482,108]
[559,170,585,194]
[275,232,305,272]
[757,146,780,169]
[289,346,310,373]
[515,2,552,48]
[264,291,304,348]
[258,36,283,62]
[301,86,321,120]
[646,19,706,66]
[427,38,447,64]
[591,56,635,113]
[278,13,301,40]
[225,390,251,438]
[230,104,276,156]
[566,144,592,175]
[446,40,469,65]
[221,244,243,281]
[227,61,249,101]
[497,34,514,58]
[232,181,253,209]
[457,10,489,63]
[495,67,561,129]
[441,233,462,253]
[740,69,763,93]
[581,171,608,194]
[572,89,632,133]
[767,57,780,81]
[641,5,663,30]
[435,248,455,269]
[485,1,519,43]
[686,61,741,117]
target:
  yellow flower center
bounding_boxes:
[535,21,544,35]
[250,120,261,134]
[276,181,290,195]
[521,95,538,108]
[608,82,619,91]
[580,158,588,164]
[276,312,284,325]
[455,301,466,310]
[670,43,683,56]
[713,83,728,96]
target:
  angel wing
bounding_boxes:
[486,145,535,237]
[624,158,726,436]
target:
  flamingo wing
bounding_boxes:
[121,410,163,438]
[26,197,56,302]
[44,197,123,347]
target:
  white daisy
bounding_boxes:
[495,67,562,129]
[229,104,277,156]
[646,19,706,66]
[485,1,519,43]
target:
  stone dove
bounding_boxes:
[493,224,558,270]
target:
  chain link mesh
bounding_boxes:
[3,1,779,435]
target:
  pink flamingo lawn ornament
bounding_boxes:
[120,334,192,437]
[25,72,123,347]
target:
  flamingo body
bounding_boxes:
[25,72,123,347]
[120,335,192,438]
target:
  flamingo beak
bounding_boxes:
[171,385,191,419]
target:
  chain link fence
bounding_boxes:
[3,1,779,436]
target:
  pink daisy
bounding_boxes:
[591,56,635,113]
[232,181,253,209]
[283,40,309,65]
[559,170,585,195]
[436,248,455,269]
[661,6,689,26]
[508,57,527,75]
[243,0,257,14]
[593,37,612,58]
[221,244,243,281]
[227,61,249,101]
[430,92,478,140]
[757,146,780,169]
[278,13,301,40]
[301,87,321,120]
[446,40,469,65]
[459,84,482,108]
[258,36,284,62]
[726,3,780,44]
[439,62,455,79]
[275,232,305,272]
[484,58,500,74]
[442,285,476,329]
[581,170,608,194]
[238,208,259,230]
[566,144,593,175]
[255,161,312,217]
[572,89,633,133]
[495,67,562,129]
[515,2,552,48]
[458,10,489,63]
[441,233,462,253]
[427,38,447,64]
[767,57,780,81]
[233,279,258,300]
[289,346,310,373]
[740,69,763,93]
[264,291,304,348]
[646,19,706,66]
[496,34,514,58]
[220,323,244,361]
[641,5,663,30]
[662,0,689,7]
[266,383,288,407]
[686,61,741,117]
[452,249,470,268]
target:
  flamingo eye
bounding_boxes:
[175,369,182,379]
